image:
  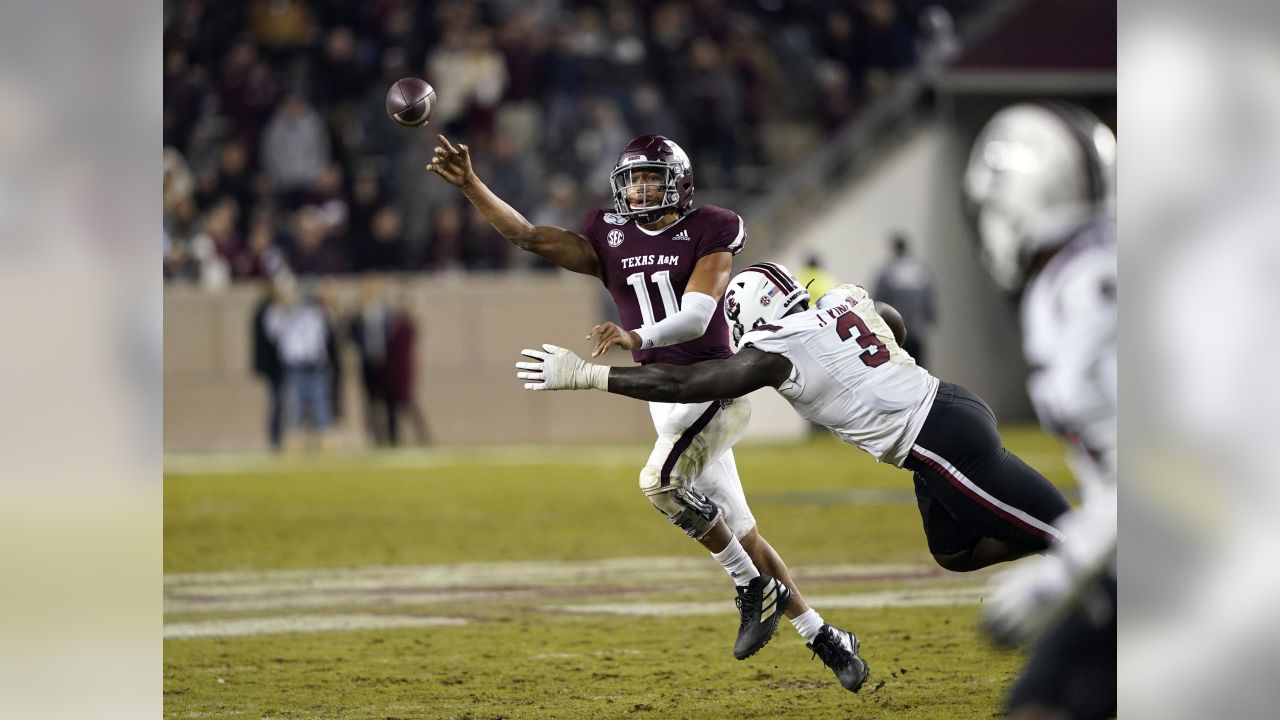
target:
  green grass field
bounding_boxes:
[164,429,1073,719]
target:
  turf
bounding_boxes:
[164,429,1070,719]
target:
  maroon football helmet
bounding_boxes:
[609,135,694,223]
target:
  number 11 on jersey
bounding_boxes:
[626,270,679,326]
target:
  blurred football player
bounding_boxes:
[516,264,1073,644]
[427,135,867,690]
[964,102,1117,719]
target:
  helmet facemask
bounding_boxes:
[610,162,680,223]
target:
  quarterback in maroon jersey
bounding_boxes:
[427,134,866,691]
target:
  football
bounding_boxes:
[385,77,436,128]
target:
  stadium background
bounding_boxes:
[163,0,1114,452]
[163,1,1113,718]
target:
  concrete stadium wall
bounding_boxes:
[164,273,806,453]
[775,122,1034,421]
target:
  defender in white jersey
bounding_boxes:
[518,262,1071,576]
[965,101,1117,720]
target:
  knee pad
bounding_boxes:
[640,466,721,540]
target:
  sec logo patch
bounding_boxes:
[607,229,625,247]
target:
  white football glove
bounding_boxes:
[982,553,1076,646]
[515,344,610,391]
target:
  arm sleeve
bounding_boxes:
[632,292,718,349]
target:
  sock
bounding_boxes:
[791,608,825,640]
[710,536,760,587]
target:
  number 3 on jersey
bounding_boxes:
[626,270,679,326]
[836,312,889,367]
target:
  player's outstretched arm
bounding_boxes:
[426,134,600,277]
[608,348,790,402]
[517,345,791,403]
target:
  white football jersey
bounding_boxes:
[1020,216,1117,501]
[740,284,938,465]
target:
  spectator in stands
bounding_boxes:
[362,47,414,164]
[723,17,774,163]
[820,9,867,120]
[385,296,428,446]
[266,277,335,450]
[395,130,460,257]
[464,204,508,270]
[873,232,937,367]
[304,163,350,231]
[604,6,648,111]
[348,276,392,446]
[650,2,696,83]
[235,209,289,279]
[427,25,508,134]
[527,174,581,272]
[163,199,201,282]
[345,171,384,272]
[315,26,368,106]
[797,253,839,302]
[289,205,343,276]
[195,141,254,226]
[248,0,317,53]
[162,0,945,282]
[367,206,406,272]
[188,198,241,289]
[573,97,632,194]
[251,274,288,450]
[317,280,345,427]
[678,36,744,187]
[482,135,535,225]
[628,84,684,144]
[861,0,918,93]
[163,47,203,150]
[260,93,330,200]
[425,202,466,272]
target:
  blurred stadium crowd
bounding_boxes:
[163,0,975,285]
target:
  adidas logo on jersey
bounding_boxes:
[673,229,691,242]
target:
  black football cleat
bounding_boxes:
[807,624,870,692]
[733,574,792,660]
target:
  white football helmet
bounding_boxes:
[724,262,810,352]
[964,102,1116,291]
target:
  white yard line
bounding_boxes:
[165,558,947,614]
[163,446,643,476]
[164,613,469,640]
[163,558,986,639]
[541,587,988,617]
[165,557,729,614]
[166,557,932,588]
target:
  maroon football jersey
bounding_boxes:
[580,204,746,365]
